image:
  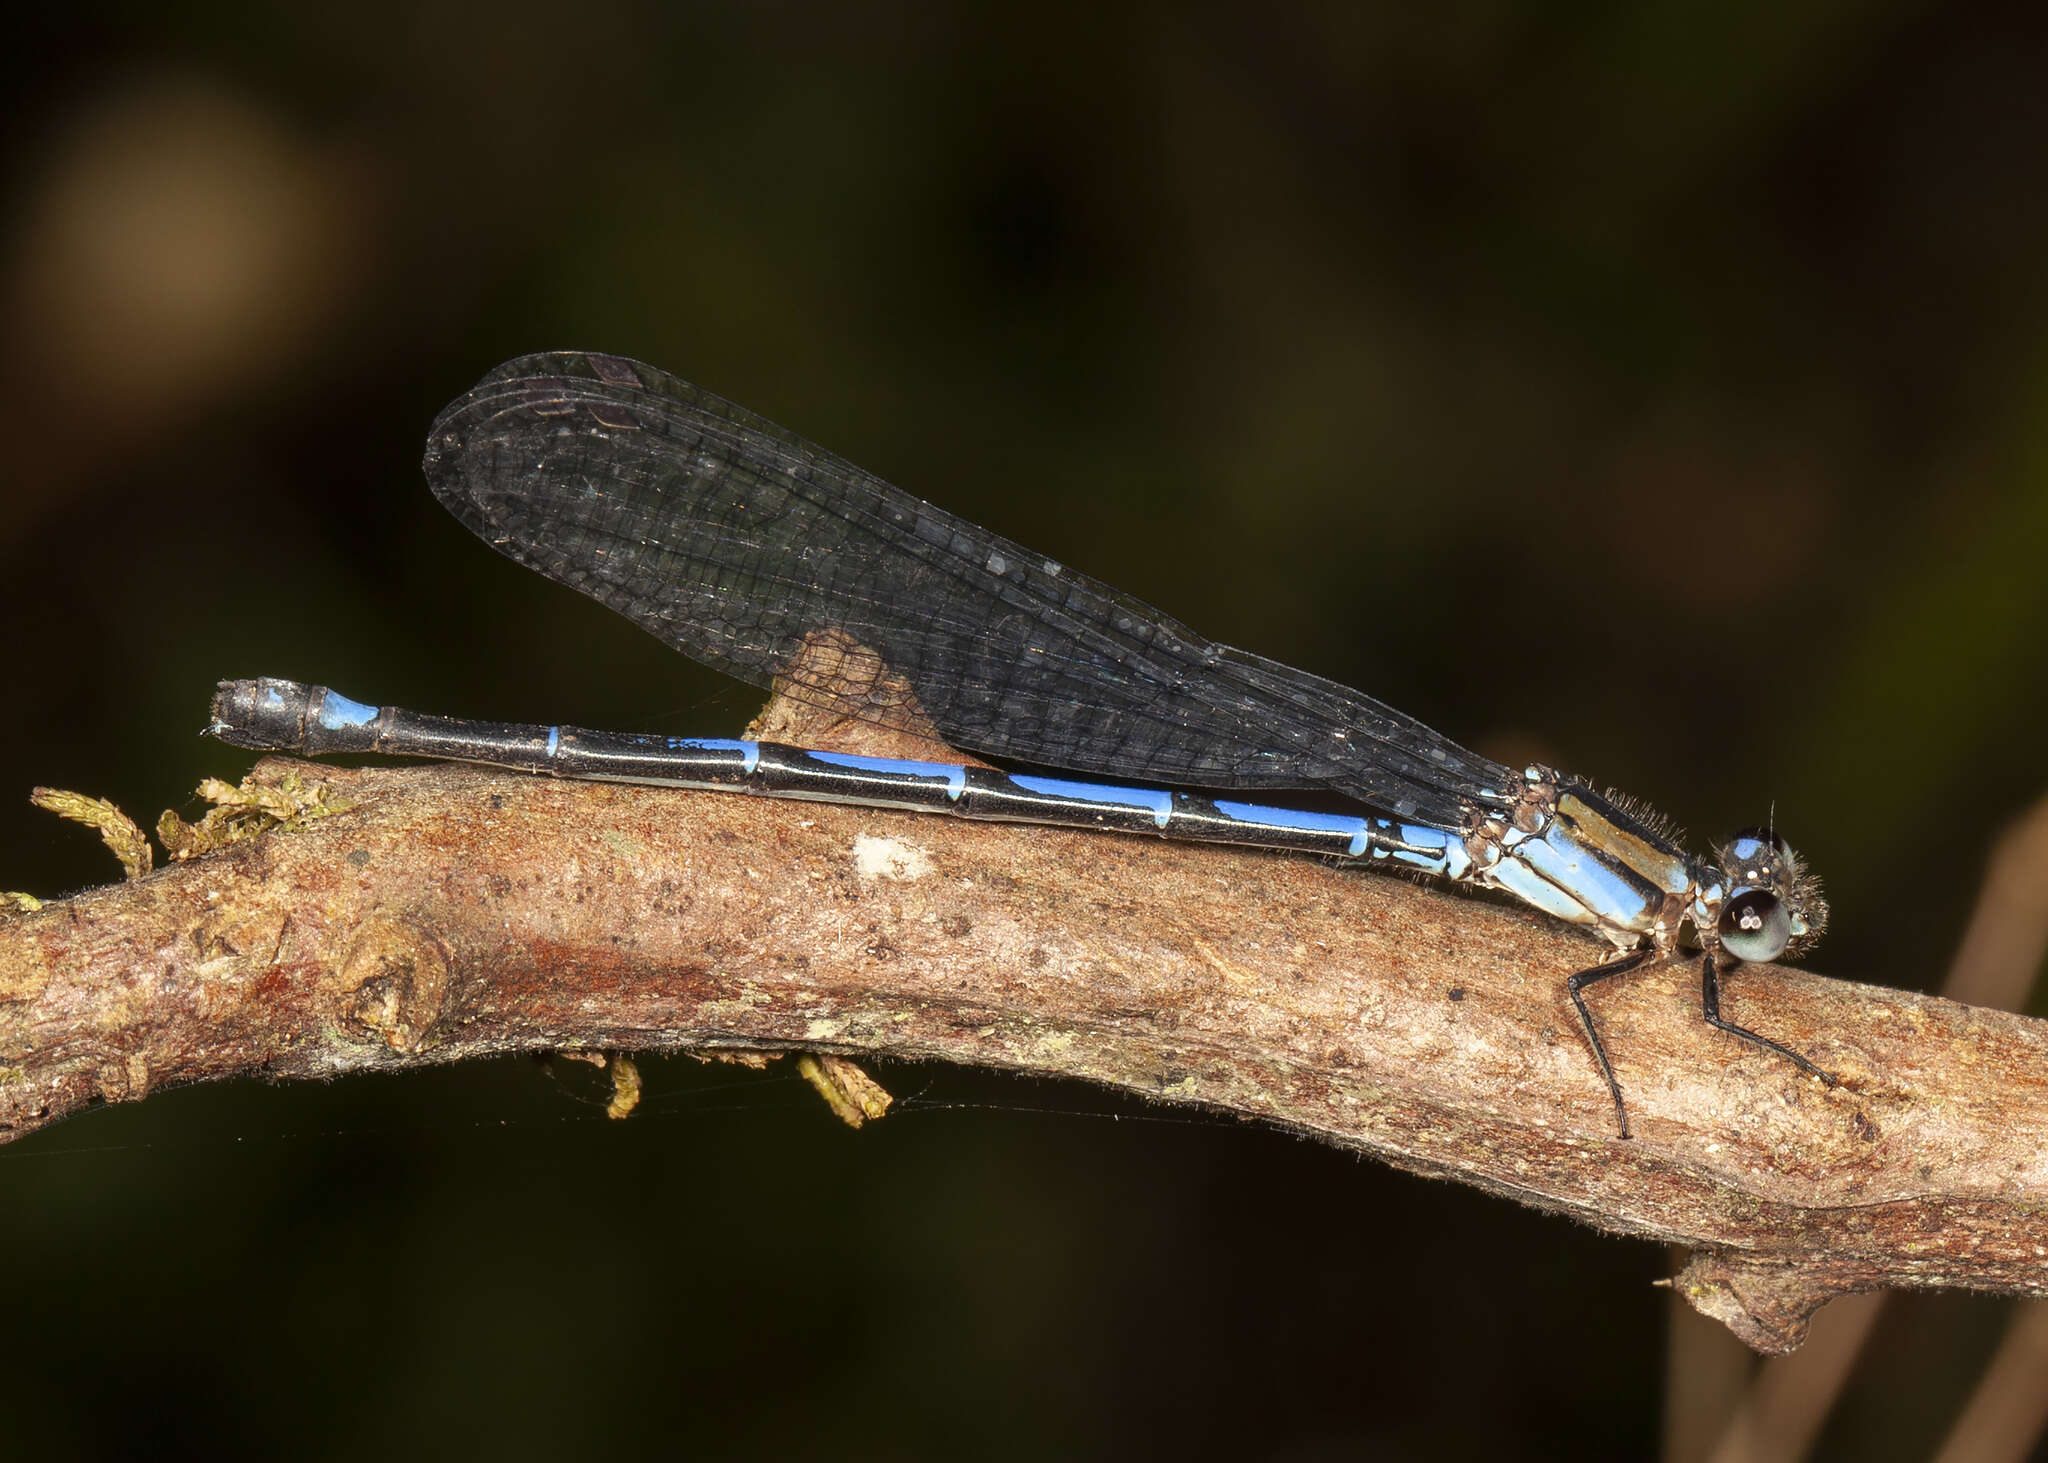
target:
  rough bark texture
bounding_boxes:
[3,693,2045,1353]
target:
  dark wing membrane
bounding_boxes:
[423,351,1514,825]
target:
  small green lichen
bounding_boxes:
[605,1054,643,1120]
[158,769,351,860]
[797,1054,894,1128]
[30,788,153,879]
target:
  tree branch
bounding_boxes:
[3,692,2045,1353]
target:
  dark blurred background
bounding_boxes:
[3,4,2046,1459]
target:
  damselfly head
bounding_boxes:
[1709,826,1827,963]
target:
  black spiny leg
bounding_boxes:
[1699,952,1838,1087]
[1565,948,1655,1140]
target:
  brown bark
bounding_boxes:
[2,693,2045,1353]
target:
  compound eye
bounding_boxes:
[1726,825,1790,865]
[1719,887,1792,963]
